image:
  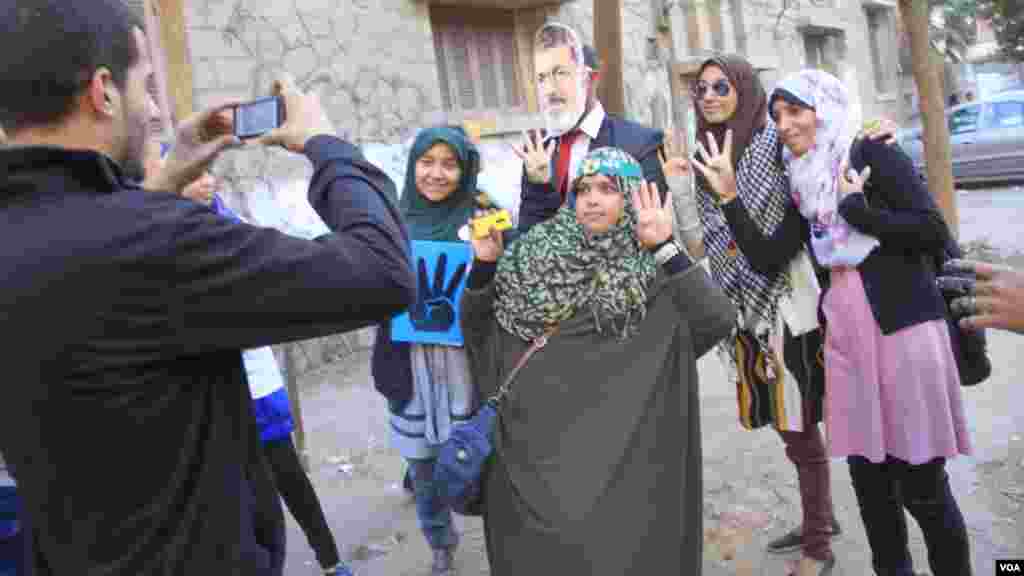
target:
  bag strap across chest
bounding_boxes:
[487,326,559,408]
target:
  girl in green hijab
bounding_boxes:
[399,126,480,242]
[379,126,482,575]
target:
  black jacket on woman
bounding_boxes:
[839,138,952,335]
[727,137,952,337]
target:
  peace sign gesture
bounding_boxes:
[838,159,871,198]
[690,130,737,203]
[512,129,556,184]
[631,180,675,249]
[658,131,691,180]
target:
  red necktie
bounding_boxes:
[555,130,581,202]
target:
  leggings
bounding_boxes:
[263,437,341,569]
[848,455,971,576]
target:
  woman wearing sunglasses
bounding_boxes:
[686,55,840,576]
[682,57,904,576]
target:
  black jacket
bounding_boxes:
[517,113,667,232]
[839,138,950,334]
[0,136,413,575]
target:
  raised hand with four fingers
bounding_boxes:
[632,180,675,250]
[690,129,737,203]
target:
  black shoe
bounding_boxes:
[402,466,414,495]
[766,519,842,554]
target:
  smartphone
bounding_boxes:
[233,96,285,140]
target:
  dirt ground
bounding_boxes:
[279,188,1024,575]
[280,327,1023,576]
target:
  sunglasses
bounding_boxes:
[692,78,731,100]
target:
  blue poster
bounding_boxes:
[392,240,472,346]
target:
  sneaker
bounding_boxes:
[325,564,355,576]
[767,520,842,554]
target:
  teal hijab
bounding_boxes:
[399,126,480,242]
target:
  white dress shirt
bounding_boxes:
[547,100,607,185]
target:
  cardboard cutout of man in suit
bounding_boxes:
[514,23,670,234]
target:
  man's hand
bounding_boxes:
[632,180,675,250]
[658,131,690,180]
[144,102,241,194]
[945,259,1024,334]
[690,130,737,203]
[256,75,337,153]
[512,129,555,185]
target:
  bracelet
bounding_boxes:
[652,240,681,266]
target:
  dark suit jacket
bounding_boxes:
[0,136,414,575]
[839,138,951,334]
[517,113,667,232]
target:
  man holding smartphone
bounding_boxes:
[0,1,413,575]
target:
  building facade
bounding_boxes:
[138,1,907,177]
[135,0,906,377]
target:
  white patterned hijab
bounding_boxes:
[771,70,879,268]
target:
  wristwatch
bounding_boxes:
[652,240,682,266]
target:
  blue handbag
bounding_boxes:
[434,327,556,516]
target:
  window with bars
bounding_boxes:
[429,6,524,114]
[803,31,843,76]
[865,6,896,95]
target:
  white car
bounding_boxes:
[897,90,1024,184]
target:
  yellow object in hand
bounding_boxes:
[861,119,882,133]
[470,210,512,239]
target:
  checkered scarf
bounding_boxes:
[696,123,793,362]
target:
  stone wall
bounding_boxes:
[732,0,902,123]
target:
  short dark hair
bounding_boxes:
[0,0,143,132]
[535,23,584,66]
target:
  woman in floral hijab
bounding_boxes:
[459,147,734,576]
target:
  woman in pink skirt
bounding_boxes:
[769,70,972,576]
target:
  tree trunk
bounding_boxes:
[594,0,625,116]
[155,0,194,123]
[898,0,958,238]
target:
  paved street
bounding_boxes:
[281,185,1024,576]
[958,184,1024,259]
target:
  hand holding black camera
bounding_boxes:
[145,75,337,194]
[252,75,337,153]
[143,102,241,194]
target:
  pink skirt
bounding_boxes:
[822,267,971,465]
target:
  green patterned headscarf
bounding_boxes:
[493,147,657,341]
